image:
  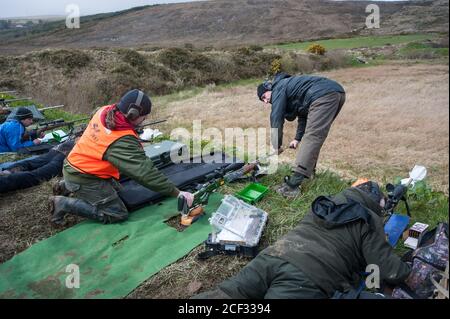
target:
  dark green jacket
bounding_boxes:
[64,135,177,196]
[262,188,411,297]
[270,73,345,148]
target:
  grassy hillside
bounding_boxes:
[1,33,448,116]
[0,0,448,55]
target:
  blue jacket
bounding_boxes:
[0,119,34,153]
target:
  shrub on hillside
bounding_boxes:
[279,52,314,74]
[270,58,282,75]
[232,49,281,78]
[157,48,214,72]
[38,49,91,69]
[307,43,326,55]
[322,51,353,70]
[111,63,140,77]
[249,45,264,52]
[117,48,148,69]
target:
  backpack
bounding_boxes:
[392,222,449,299]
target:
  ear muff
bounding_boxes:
[126,90,144,121]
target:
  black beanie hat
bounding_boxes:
[117,89,152,116]
[15,107,33,120]
[257,83,269,101]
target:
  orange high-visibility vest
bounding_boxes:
[67,105,138,179]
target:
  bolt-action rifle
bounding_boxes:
[177,162,245,226]
[384,165,427,218]
[21,117,90,142]
[135,119,167,135]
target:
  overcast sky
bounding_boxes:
[0,0,205,18]
[0,0,406,19]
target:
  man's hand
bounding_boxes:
[33,138,42,145]
[179,191,194,207]
[289,139,299,149]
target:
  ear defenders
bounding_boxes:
[126,90,144,121]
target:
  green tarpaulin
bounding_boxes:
[0,193,223,299]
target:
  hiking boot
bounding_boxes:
[276,183,301,198]
[49,195,103,225]
[49,196,70,225]
[52,180,71,196]
[284,172,306,188]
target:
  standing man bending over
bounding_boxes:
[257,73,345,197]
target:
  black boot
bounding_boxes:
[285,172,306,188]
[276,173,307,198]
[52,180,71,196]
[49,196,105,225]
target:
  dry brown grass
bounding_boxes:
[156,62,449,193]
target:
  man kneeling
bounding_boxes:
[193,181,411,299]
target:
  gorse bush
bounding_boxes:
[38,49,91,69]
[307,43,326,55]
[270,58,282,75]
[117,48,148,69]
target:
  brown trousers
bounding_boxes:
[293,92,345,177]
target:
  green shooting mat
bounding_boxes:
[0,193,223,298]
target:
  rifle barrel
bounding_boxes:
[5,97,32,103]
[38,105,64,112]
[141,119,167,127]
[37,117,89,131]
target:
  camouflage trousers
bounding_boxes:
[63,170,129,223]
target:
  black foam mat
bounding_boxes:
[118,153,243,211]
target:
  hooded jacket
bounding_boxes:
[262,187,411,296]
[269,73,345,148]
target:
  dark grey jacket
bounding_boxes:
[270,73,345,148]
[262,188,411,297]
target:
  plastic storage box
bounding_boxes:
[209,195,268,247]
[234,183,269,204]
